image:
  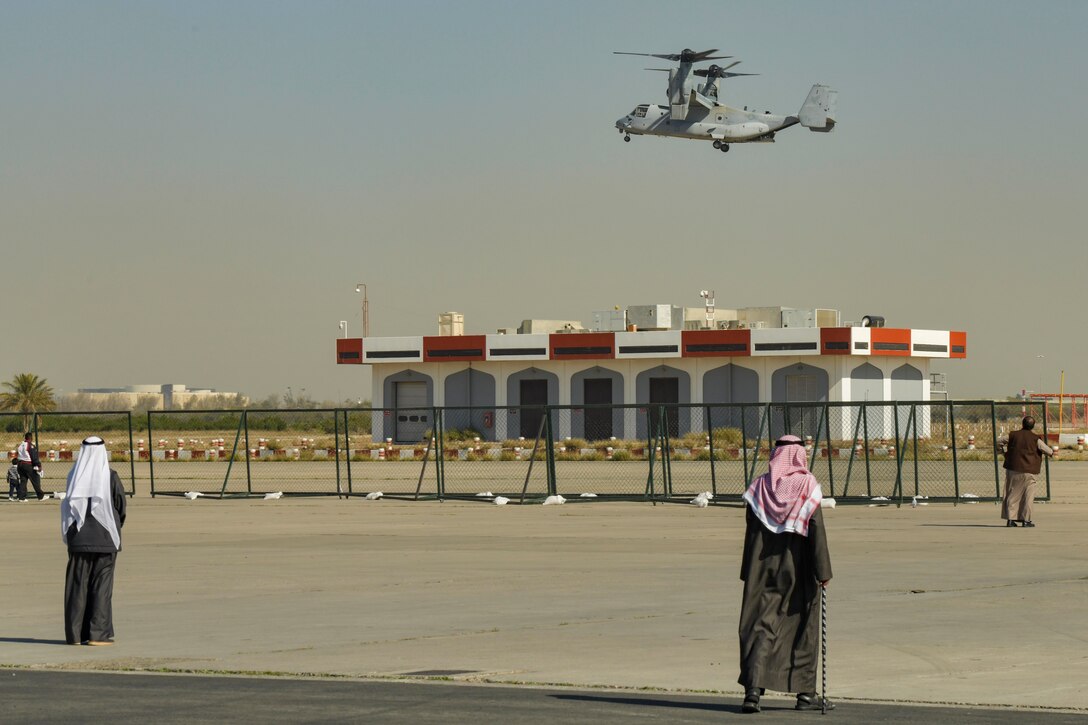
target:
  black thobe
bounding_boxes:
[65,552,118,644]
[738,506,832,694]
[64,471,126,644]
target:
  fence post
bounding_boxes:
[664,406,673,499]
[243,410,252,496]
[545,407,557,497]
[990,402,1001,499]
[706,405,717,497]
[912,403,920,497]
[344,410,353,495]
[765,404,774,469]
[436,407,445,501]
[893,403,902,507]
[741,404,750,486]
[862,403,872,497]
[126,411,136,496]
[824,404,835,498]
[843,405,864,498]
[147,410,156,497]
[221,411,245,498]
[645,407,657,502]
[1041,405,1051,501]
[949,403,960,503]
[334,409,342,498]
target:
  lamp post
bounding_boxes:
[354,283,369,338]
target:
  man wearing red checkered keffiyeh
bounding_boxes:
[743,434,823,536]
[737,435,833,714]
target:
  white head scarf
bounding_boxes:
[61,436,120,549]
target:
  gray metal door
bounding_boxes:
[649,377,679,439]
[583,378,613,440]
[519,379,548,439]
[394,381,429,444]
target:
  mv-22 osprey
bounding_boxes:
[614,48,837,154]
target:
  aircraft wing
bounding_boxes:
[691,91,717,111]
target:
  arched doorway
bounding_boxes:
[506,368,559,439]
[570,366,624,440]
[770,363,829,440]
[444,368,497,440]
[635,365,691,440]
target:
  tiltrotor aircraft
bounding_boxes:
[614,48,837,153]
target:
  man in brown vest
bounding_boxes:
[999,417,1054,527]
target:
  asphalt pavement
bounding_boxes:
[2,670,1085,724]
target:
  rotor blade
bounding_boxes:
[644,68,672,72]
[720,60,742,71]
[614,51,680,61]
[693,49,733,61]
[720,73,758,78]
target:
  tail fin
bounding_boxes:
[799,84,837,132]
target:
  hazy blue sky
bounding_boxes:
[2,1,1084,402]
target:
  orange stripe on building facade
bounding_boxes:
[681,329,751,357]
[869,328,912,357]
[423,335,487,362]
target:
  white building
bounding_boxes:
[336,307,965,443]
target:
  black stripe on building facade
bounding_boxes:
[951,345,966,354]
[366,350,422,359]
[854,342,869,350]
[685,343,748,353]
[912,344,948,353]
[428,348,484,358]
[753,342,819,352]
[553,346,613,356]
[488,348,548,356]
[618,345,679,354]
[337,352,361,360]
[873,342,909,351]
[824,341,850,351]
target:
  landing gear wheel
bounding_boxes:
[624,135,631,143]
[720,143,730,153]
[712,140,722,149]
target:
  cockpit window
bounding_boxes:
[633,105,649,118]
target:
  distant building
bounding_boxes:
[74,384,246,410]
[335,305,966,443]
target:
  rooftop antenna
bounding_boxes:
[700,290,715,329]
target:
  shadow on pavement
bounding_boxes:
[551,693,800,715]
[0,637,70,645]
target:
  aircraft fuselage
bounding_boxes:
[616,103,799,143]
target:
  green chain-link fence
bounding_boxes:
[2,411,135,496]
[3,402,1052,504]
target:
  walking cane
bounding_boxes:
[821,583,829,715]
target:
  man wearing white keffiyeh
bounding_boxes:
[60,436,126,646]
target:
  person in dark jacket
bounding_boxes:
[738,435,832,714]
[60,436,126,645]
[16,432,45,500]
[998,416,1054,527]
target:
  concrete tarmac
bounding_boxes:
[2,464,1086,719]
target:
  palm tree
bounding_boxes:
[0,372,57,432]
